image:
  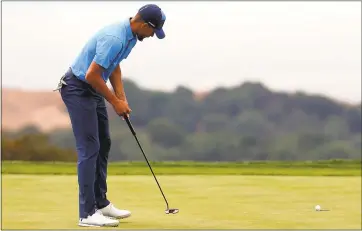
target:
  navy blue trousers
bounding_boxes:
[59,68,111,219]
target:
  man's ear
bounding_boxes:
[140,22,149,29]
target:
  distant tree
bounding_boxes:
[4,79,361,162]
[146,118,186,148]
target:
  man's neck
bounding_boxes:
[129,17,137,36]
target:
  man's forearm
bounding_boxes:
[110,65,128,102]
[113,84,127,102]
[85,63,118,105]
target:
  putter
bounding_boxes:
[123,115,179,215]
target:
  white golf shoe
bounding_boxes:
[98,203,131,219]
[78,210,119,227]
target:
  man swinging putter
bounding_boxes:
[55,4,166,227]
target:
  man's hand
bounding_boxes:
[111,99,131,117]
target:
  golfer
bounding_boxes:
[54,4,166,227]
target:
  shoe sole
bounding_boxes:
[78,222,119,227]
[118,213,131,219]
[105,213,131,220]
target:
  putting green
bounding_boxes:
[2,175,361,229]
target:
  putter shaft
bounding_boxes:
[124,116,171,210]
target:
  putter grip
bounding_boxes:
[124,115,136,136]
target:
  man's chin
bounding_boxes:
[136,35,145,41]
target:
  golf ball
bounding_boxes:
[315,205,321,211]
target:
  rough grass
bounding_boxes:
[2,159,361,176]
[2,174,361,229]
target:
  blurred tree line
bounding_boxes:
[2,80,361,162]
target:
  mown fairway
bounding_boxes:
[2,174,361,229]
[2,160,361,176]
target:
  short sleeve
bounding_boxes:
[93,35,123,69]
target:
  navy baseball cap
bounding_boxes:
[138,4,166,39]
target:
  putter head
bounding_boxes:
[165,208,179,214]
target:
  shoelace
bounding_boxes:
[80,210,105,222]
[92,210,104,218]
[108,204,115,210]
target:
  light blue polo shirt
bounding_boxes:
[70,18,137,83]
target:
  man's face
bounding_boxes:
[136,23,155,41]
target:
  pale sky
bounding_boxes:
[2,1,361,103]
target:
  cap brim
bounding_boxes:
[155,28,165,39]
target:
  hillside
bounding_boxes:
[1,84,210,132]
[2,80,361,162]
[2,88,71,132]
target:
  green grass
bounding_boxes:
[2,159,361,176]
[2,174,361,229]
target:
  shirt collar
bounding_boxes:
[125,17,136,41]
